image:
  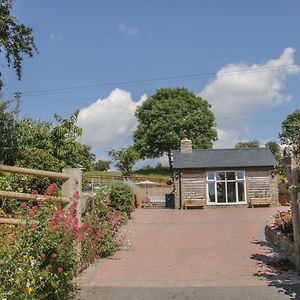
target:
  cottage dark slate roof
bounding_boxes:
[172,148,277,169]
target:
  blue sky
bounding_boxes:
[1,0,300,163]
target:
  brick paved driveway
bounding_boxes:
[77,207,300,299]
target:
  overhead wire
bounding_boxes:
[7,63,299,97]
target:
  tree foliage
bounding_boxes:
[265,141,281,161]
[134,87,217,170]
[265,140,285,177]
[279,109,300,155]
[235,140,260,148]
[0,101,21,164]
[0,0,37,88]
[109,147,139,177]
[0,106,95,192]
[94,160,111,172]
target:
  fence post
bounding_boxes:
[62,168,82,226]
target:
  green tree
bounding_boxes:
[0,0,37,88]
[235,140,260,148]
[94,160,111,172]
[279,109,300,155]
[265,141,285,177]
[50,111,95,170]
[0,100,21,164]
[134,87,217,171]
[265,141,281,161]
[109,147,139,176]
[279,110,300,270]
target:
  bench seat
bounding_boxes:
[249,198,272,208]
[184,199,206,209]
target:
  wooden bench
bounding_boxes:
[184,199,206,209]
[249,198,272,208]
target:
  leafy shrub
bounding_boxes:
[0,184,129,299]
[109,183,134,216]
[0,191,80,299]
[80,193,126,270]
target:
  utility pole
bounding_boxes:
[15,91,21,122]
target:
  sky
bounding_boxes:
[1,0,300,165]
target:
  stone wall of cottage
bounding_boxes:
[246,169,279,206]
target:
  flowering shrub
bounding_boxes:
[80,194,127,270]
[0,184,129,299]
[0,190,79,299]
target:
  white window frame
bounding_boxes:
[206,170,247,205]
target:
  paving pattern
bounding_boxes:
[77,207,300,300]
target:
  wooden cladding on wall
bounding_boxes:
[247,169,279,205]
[181,171,206,201]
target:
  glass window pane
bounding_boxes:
[207,172,215,181]
[226,172,235,180]
[236,171,245,180]
[208,182,215,202]
[227,182,236,202]
[217,182,226,203]
[238,182,245,202]
[216,172,226,181]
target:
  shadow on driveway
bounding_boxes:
[251,240,300,300]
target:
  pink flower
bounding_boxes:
[31,190,39,195]
[45,183,58,196]
[20,202,27,208]
[73,192,80,200]
[51,253,58,259]
[40,253,46,260]
[71,224,80,233]
[71,200,78,209]
[75,235,84,243]
[28,210,36,217]
[32,205,39,212]
[46,264,53,269]
[52,225,59,232]
[86,227,93,233]
[29,223,38,233]
[57,267,63,273]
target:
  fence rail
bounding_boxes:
[0,164,82,225]
[0,191,70,203]
[0,165,70,180]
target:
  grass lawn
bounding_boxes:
[85,168,171,180]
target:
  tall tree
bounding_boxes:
[279,109,300,270]
[235,140,260,148]
[279,109,300,155]
[265,140,285,176]
[265,141,281,161]
[134,87,217,172]
[109,147,139,177]
[0,100,21,164]
[0,0,37,88]
[94,160,111,172]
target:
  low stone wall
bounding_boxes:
[265,218,295,265]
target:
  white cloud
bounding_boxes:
[77,88,146,152]
[200,47,300,147]
[119,23,140,36]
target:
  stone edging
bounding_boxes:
[265,217,295,265]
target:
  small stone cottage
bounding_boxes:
[172,139,279,209]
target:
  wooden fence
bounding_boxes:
[0,164,82,226]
